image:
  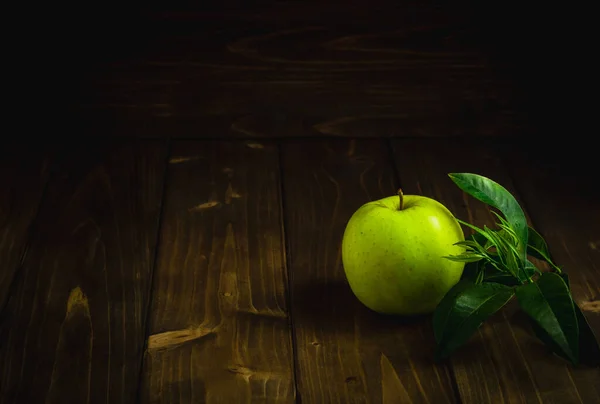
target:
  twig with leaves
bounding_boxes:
[433,173,600,366]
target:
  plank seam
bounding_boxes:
[277,140,303,404]
[0,154,53,319]
[134,137,173,404]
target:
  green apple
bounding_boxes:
[341,190,465,316]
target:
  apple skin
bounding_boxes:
[341,194,465,316]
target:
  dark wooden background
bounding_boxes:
[18,0,589,181]
[3,1,598,403]
[33,1,589,144]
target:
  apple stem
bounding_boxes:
[397,188,404,210]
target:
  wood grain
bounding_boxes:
[140,141,295,403]
[0,140,167,404]
[508,150,600,403]
[69,1,529,138]
[0,144,50,308]
[391,138,600,404]
[281,139,457,403]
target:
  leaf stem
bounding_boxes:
[397,188,404,211]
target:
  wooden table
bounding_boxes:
[2,2,599,403]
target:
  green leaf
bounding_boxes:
[454,240,485,253]
[498,234,521,269]
[518,259,538,283]
[455,220,498,260]
[490,210,512,228]
[573,303,600,366]
[454,240,492,259]
[460,260,486,285]
[468,231,489,248]
[444,253,484,263]
[529,273,600,366]
[529,315,573,362]
[461,261,488,285]
[527,226,551,260]
[475,266,485,284]
[448,173,528,262]
[484,262,535,286]
[484,272,521,287]
[515,272,579,364]
[485,228,521,279]
[456,219,495,244]
[525,259,542,275]
[433,280,515,360]
[559,274,600,366]
[495,224,520,248]
[529,303,600,366]
[483,254,505,274]
[527,226,561,272]
[433,280,475,344]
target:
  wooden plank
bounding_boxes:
[140,140,295,403]
[0,140,167,404]
[71,2,529,138]
[508,151,600,402]
[76,62,521,138]
[0,144,50,307]
[281,139,457,403]
[391,138,599,404]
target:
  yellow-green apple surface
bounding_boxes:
[341,190,465,315]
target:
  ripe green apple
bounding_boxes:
[341,190,465,316]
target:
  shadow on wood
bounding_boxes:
[294,279,434,343]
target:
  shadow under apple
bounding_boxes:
[292,278,441,367]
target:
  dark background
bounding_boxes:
[26,0,595,177]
